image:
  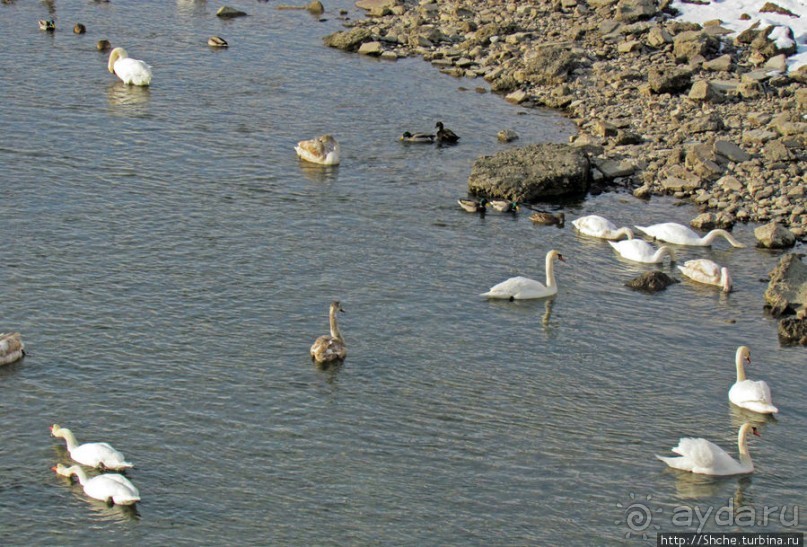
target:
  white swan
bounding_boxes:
[52,464,140,506]
[608,239,676,264]
[108,47,153,86]
[310,301,347,364]
[50,424,133,470]
[295,134,340,166]
[571,215,633,240]
[729,346,778,414]
[481,249,564,300]
[677,259,732,293]
[0,332,25,366]
[634,222,745,248]
[656,423,759,476]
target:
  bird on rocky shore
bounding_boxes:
[458,198,487,213]
[634,222,745,248]
[295,134,340,166]
[435,121,459,144]
[529,211,565,226]
[489,200,520,213]
[399,131,435,143]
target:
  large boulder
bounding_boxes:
[764,253,807,316]
[755,222,797,249]
[523,44,579,85]
[467,143,590,202]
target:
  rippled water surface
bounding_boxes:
[1,1,805,545]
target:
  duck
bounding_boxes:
[399,131,435,143]
[458,198,487,213]
[73,23,86,34]
[677,259,732,293]
[488,200,520,213]
[608,239,676,264]
[295,134,340,166]
[729,346,778,414]
[529,211,565,226]
[435,121,459,144]
[656,423,759,476]
[481,249,565,300]
[571,214,633,240]
[39,19,55,31]
[634,222,745,248]
[310,301,347,365]
[208,36,228,47]
[0,332,25,366]
[50,424,133,470]
[52,464,140,506]
[107,47,153,86]
[97,39,111,52]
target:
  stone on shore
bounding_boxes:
[764,253,807,316]
[217,6,248,18]
[324,28,373,51]
[755,222,797,249]
[467,143,590,202]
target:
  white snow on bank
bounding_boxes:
[671,0,807,71]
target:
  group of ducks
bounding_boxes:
[50,424,140,506]
[479,214,744,301]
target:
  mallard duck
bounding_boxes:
[529,211,565,226]
[73,23,86,34]
[0,332,24,366]
[208,36,228,47]
[295,134,340,166]
[489,200,520,213]
[399,131,435,143]
[51,424,133,470]
[435,121,459,144]
[108,47,153,86]
[52,464,140,506]
[310,301,347,365]
[97,39,111,51]
[458,198,487,213]
[39,19,55,31]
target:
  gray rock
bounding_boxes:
[647,65,692,94]
[646,25,672,48]
[594,158,636,179]
[626,271,679,292]
[778,315,807,345]
[764,140,795,162]
[323,28,373,51]
[703,54,732,72]
[216,6,248,18]
[690,212,736,230]
[755,222,797,249]
[685,144,724,180]
[714,140,751,163]
[764,253,807,315]
[688,80,725,102]
[497,129,519,142]
[673,31,719,62]
[523,43,579,85]
[358,41,384,55]
[615,0,659,23]
[467,143,590,202]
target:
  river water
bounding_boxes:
[1,1,804,545]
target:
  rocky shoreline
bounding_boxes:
[325,0,806,241]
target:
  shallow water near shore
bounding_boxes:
[1,1,805,545]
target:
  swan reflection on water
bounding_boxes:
[729,404,777,429]
[107,82,151,117]
[297,162,339,185]
[669,469,753,501]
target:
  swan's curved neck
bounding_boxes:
[329,307,343,342]
[65,465,89,485]
[653,246,675,263]
[737,424,753,466]
[545,253,557,289]
[615,227,633,240]
[704,229,744,248]
[735,350,747,382]
[57,428,79,451]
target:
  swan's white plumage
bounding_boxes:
[52,464,140,505]
[608,239,675,264]
[729,346,778,414]
[295,134,340,166]
[656,423,758,476]
[677,259,733,292]
[571,215,633,240]
[634,222,745,248]
[50,424,133,470]
[0,332,24,365]
[108,47,152,86]
[482,250,564,300]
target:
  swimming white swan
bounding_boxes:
[481,249,564,300]
[634,222,745,248]
[608,239,676,264]
[677,259,733,293]
[50,424,133,470]
[656,423,759,476]
[295,134,340,166]
[0,332,25,366]
[729,346,778,414]
[310,301,347,364]
[571,215,633,240]
[107,47,153,86]
[52,464,140,506]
